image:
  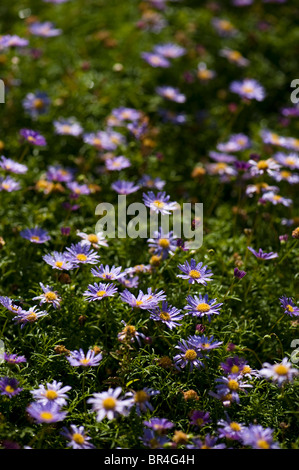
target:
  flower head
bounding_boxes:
[60,425,95,449]
[30,380,71,406]
[149,301,184,329]
[83,282,118,302]
[20,227,51,244]
[247,246,278,260]
[87,387,133,421]
[279,296,299,317]
[33,283,61,309]
[27,401,67,423]
[177,258,213,285]
[67,348,103,367]
[0,377,22,397]
[259,357,298,386]
[185,294,222,319]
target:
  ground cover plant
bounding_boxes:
[0,0,299,451]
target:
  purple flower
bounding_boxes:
[141,52,171,68]
[30,380,71,406]
[120,288,166,310]
[87,387,133,421]
[32,283,62,309]
[60,425,95,449]
[117,320,145,345]
[138,174,165,190]
[46,165,75,182]
[53,118,83,136]
[241,424,280,449]
[66,181,91,196]
[29,21,62,37]
[156,86,186,103]
[177,258,213,285]
[64,242,100,265]
[22,91,51,119]
[189,410,210,428]
[111,107,142,123]
[279,296,299,317]
[126,388,160,415]
[140,428,169,449]
[185,294,222,319]
[67,349,103,367]
[12,306,48,329]
[27,401,67,423]
[213,374,252,404]
[0,35,29,48]
[77,231,108,248]
[0,377,23,397]
[149,301,184,329]
[259,357,298,386]
[0,296,23,314]
[90,264,125,281]
[173,338,204,372]
[2,353,27,364]
[20,227,51,244]
[143,191,178,215]
[190,334,223,353]
[20,129,47,146]
[43,251,77,270]
[105,155,131,171]
[187,434,226,449]
[143,417,174,434]
[0,156,28,174]
[259,191,292,207]
[0,176,21,192]
[111,180,140,195]
[234,267,247,279]
[147,227,177,259]
[247,246,278,260]
[230,78,266,101]
[153,43,186,58]
[83,282,118,301]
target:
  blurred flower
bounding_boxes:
[20,227,51,244]
[22,91,50,119]
[67,348,103,367]
[0,377,22,397]
[247,246,278,260]
[60,425,95,449]
[87,387,133,421]
[259,357,298,386]
[230,78,266,101]
[27,401,67,423]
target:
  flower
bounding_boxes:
[83,282,118,301]
[77,231,108,249]
[143,417,174,434]
[20,129,47,146]
[173,338,204,372]
[241,424,280,449]
[177,258,213,285]
[140,428,169,448]
[187,434,226,449]
[149,301,184,329]
[87,387,133,421]
[33,283,61,309]
[0,377,22,397]
[230,78,266,101]
[248,158,281,177]
[260,191,292,207]
[90,264,125,281]
[185,294,222,319]
[147,227,177,260]
[46,165,75,182]
[43,251,77,270]
[111,179,140,195]
[280,296,299,317]
[190,334,223,353]
[60,425,95,449]
[153,43,186,58]
[64,242,100,265]
[27,401,67,423]
[67,181,91,196]
[105,155,131,171]
[67,349,103,367]
[29,21,62,37]
[220,356,259,379]
[2,352,27,364]
[258,357,298,386]
[220,48,249,67]
[141,52,171,68]
[139,174,165,190]
[117,320,145,345]
[217,133,251,152]
[0,296,23,314]
[20,227,51,244]
[189,410,210,428]
[247,246,278,260]
[53,118,83,136]
[22,91,51,119]
[0,156,28,174]
[120,288,166,310]
[13,306,48,328]
[155,86,186,103]
[30,380,71,406]
[234,267,247,279]
[212,374,252,404]
[0,34,29,48]
[217,414,246,441]
[0,176,21,192]
[110,107,142,123]
[212,18,238,37]
[126,388,160,415]
[143,191,178,215]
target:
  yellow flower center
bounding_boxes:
[273,195,282,201]
[103,397,116,410]
[242,366,251,374]
[271,133,280,144]
[34,98,44,109]
[134,264,144,272]
[123,325,136,336]
[5,385,15,394]
[219,20,233,31]
[280,170,291,178]
[45,291,57,301]
[184,349,197,361]
[27,136,35,142]
[285,157,295,166]
[231,365,240,374]
[198,69,212,80]
[76,254,87,262]
[257,439,270,449]
[257,160,269,170]
[55,261,64,268]
[229,50,242,61]
[196,303,210,313]
[45,390,58,400]
[93,138,102,146]
[242,85,254,94]
[215,162,227,171]
[135,300,143,306]
[73,433,85,445]
[228,379,239,391]
[30,236,40,242]
[159,311,171,321]
[154,200,165,209]
[273,364,288,375]
[40,411,53,421]
[62,125,72,133]
[230,422,241,431]
[189,269,201,279]
[134,390,149,403]
[87,234,98,243]
[158,238,170,248]
[201,445,210,449]
[286,304,294,313]
[80,358,90,365]
[27,313,37,322]
[96,290,106,297]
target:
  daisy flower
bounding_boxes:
[0,176,21,192]
[111,180,140,195]
[247,246,278,260]
[77,231,108,249]
[43,251,76,270]
[83,282,118,301]
[22,91,50,119]
[248,158,281,177]
[32,283,61,309]
[0,34,29,48]
[139,174,165,190]
[126,388,160,416]
[185,294,222,320]
[177,258,213,285]
[64,242,100,265]
[147,227,177,260]
[105,155,131,171]
[0,156,28,174]
[60,425,95,449]
[20,227,51,244]
[213,374,252,404]
[67,349,103,367]
[143,191,178,215]
[279,296,299,317]
[117,320,145,345]
[241,424,280,449]
[230,78,266,101]
[260,191,292,207]
[30,380,71,406]
[259,357,298,386]
[155,86,186,103]
[53,118,83,136]
[0,296,23,314]
[90,264,125,281]
[120,288,166,310]
[141,52,171,68]
[0,377,22,397]
[19,129,47,146]
[87,387,133,421]
[173,338,204,372]
[29,21,62,37]
[149,301,184,329]
[2,352,27,365]
[217,415,246,441]
[27,401,67,424]
[153,43,186,58]
[13,306,48,328]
